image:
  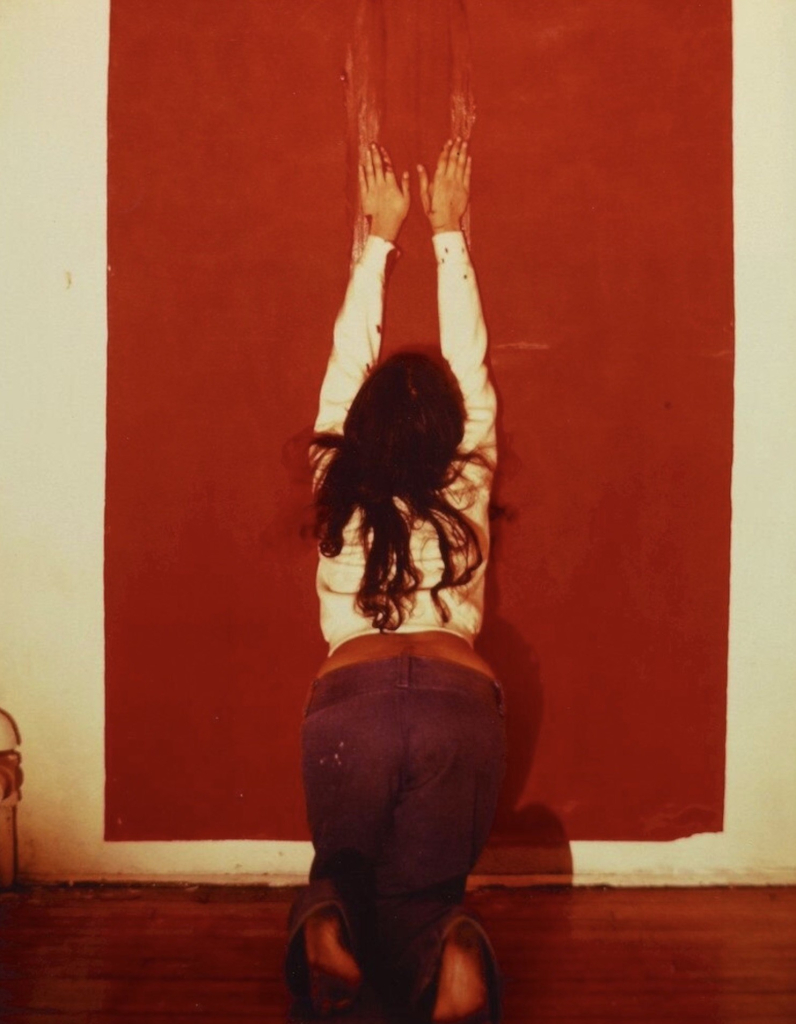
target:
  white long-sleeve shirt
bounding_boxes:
[314,231,497,653]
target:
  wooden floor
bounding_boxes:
[0,885,794,1023]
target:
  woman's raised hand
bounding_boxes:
[417,138,471,235]
[359,143,411,244]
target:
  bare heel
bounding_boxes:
[303,906,363,1016]
[432,919,491,1023]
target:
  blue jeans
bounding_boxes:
[286,654,506,1018]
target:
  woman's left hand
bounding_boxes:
[359,143,410,243]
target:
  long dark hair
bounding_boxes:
[312,352,486,631]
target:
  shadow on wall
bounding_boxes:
[473,437,573,884]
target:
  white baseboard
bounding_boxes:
[14,866,796,888]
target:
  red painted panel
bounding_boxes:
[106,0,732,842]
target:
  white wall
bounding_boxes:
[1,0,794,886]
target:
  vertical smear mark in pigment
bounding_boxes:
[346,0,474,256]
[346,0,386,263]
[448,0,475,248]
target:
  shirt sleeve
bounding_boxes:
[433,231,497,464]
[313,235,394,438]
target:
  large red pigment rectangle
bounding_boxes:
[106,0,733,843]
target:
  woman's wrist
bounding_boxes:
[370,213,405,243]
[431,220,462,235]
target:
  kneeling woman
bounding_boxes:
[286,138,505,1024]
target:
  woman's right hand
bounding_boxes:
[417,138,472,234]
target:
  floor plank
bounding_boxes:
[0,886,794,1022]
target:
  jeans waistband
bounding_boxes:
[305,654,504,718]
